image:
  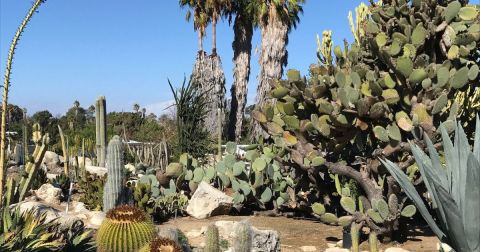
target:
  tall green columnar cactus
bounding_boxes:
[233,221,252,252]
[95,96,107,167]
[0,0,46,208]
[205,224,220,252]
[103,135,124,212]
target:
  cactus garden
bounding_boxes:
[1,0,479,251]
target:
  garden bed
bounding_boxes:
[163,215,439,251]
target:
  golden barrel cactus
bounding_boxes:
[96,205,156,252]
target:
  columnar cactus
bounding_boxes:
[232,221,252,252]
[95,96,107,167]
[205,224,220,252]
[96,205,156,252]
[103,135,125,212]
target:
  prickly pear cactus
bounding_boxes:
[255,0,479,238]
[103,135,125,212]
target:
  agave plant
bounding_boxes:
[0,207,63,251]
[382,117,480,252]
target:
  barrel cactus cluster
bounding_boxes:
[252,0,479,237]
[96,205,156,252]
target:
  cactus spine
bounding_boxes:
[233,221,252,252]
[103,135,125,212]
[369,231,378,252]
[205,224,220,252]
[351,223,360,252]
[96,96,107,167]
[0,0,46,208]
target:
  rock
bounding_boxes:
[35,183,63,205]
[301,246,317,252]
[385,248,410,252]
[125,163,135,174]
[69,157,92,167]
[72,201,88,213]
[186,182,233,219]
[56,212,83,231]
[437,243,453,252]
[157,227,179,243]
[17,201,60,223]
[336,240,343,247]
[43,151,63,173]
[251,226,280,252]
[85,165,108,176]
[324,248,349,252]
[89,211,106,227]
[327,243,337,248]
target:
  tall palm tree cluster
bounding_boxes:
[179,0,304,142]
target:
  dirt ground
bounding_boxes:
[164,215,439,251]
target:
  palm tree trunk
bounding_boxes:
[198,30,203,52]
[228,14,253,142]
[252,15,289,140]
[212,13,218,55]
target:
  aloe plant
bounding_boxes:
[382,117,480,252]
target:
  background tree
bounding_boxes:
[251,0,304,139]
[180,0,210,52]
[206,0,232,55]
[227,0,256,142]
[133,103,140,114]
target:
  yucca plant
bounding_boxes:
[382,117,480,252]
[169,77,212,159]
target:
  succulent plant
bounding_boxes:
[254,0,479,238]
[103,135,125,212]
[369,231,378,252]
[138,237,183,252]
[153,193,188,222]
[96,205,156,252]
[96,96,107,167]
[51,173,71,196]
[232,221,252,252]
[204,224,220,252]
[382,117,480,252]
[78,172,105,211]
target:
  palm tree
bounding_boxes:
[133,103,140,113]
[251,0,304,139]
[205,0,232,55]
[227,0,256,142]
[73,100,80,116]
[180,0,210,53]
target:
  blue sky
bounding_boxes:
[1,0,376,116]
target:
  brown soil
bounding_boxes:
[164,215,439,251]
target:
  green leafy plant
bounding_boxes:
[382,117,480,252]
[51,173,70,197]
[0,207,63,251]
[78,172,105,211]
[253,0,480,238]
[169,77,212,159]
